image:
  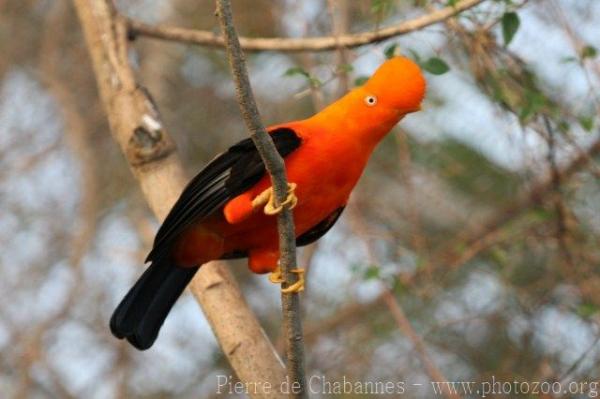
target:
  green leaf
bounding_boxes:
[518,89,546,121]
[337,63,354,73]
[390,277,406,295]
[384,43,398,59]
[579,116,594,132]
[581,45,598,59]
[558,120,570,133]
[354,76,369,86]
[527,208,554,222]
[309,77,322,88]
[284,66,321,87]
[415,256,426,270]
[363,265,380,280]
[489,248,509,267]
[422,57,450,75]
[577,303,599,318]
[560,55,578,64]
[283,67,309,78]
[371,0,393,16]
[501,12,520,46]
[447,0,458,6]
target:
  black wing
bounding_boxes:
[296,206,345,246]
[146,127,302,262]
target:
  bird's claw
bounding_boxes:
[269,267,284,284]
[268,266,305,294]
[252,183,298,216]
[281,269,305,294]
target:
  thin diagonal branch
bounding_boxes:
[381,290,462,399]
[544,116,574,269]
[215,1,306,397]
[347,199,458,398]
[128,0,486,52]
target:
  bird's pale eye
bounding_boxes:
[364,95,377,107]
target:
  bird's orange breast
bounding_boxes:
[215,122,371,254]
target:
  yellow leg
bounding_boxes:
[252,183,298,215]
[268,266,305,293]
[281,269,305,294]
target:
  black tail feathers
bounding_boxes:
[110,254,199,350]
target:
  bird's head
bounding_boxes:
[361,56,426,115]
[305,56,425,143]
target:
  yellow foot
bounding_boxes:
[268,266,305,293]
[252,183,298,216]
[281,268,305,294]
[269,266,284,284]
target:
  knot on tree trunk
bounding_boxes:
[127,122,175,166]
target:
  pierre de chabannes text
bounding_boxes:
[216,375,600,397]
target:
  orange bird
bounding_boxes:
[110,56,426,349]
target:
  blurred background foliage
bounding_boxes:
[1,0,600,398]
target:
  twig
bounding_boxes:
[327,0,351,97]
[381,290,462,399]
[215,1,306,397]
[396,131,430,272]
[436,135,600,270]
[558,332,600,384]
[128,0,486,52]
[347,195,459,398]
[71,1,287,396]
[543,116,574,269]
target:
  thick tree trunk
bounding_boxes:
[71,1,286,397]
